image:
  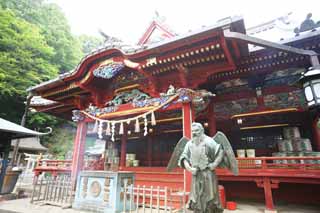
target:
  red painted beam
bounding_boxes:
[231,40,241,59]
[177,65,188,87]
[220,36,236,70]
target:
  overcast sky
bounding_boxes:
[53,0,320,44]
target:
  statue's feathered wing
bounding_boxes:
[166,136,189,172]
[213,131,238,175]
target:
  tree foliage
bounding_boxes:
[0,0,82,72]
[0,8,58,96]
[0,1,103,157]
[0,7,60,125]
[45,126,75,159]
[0,0,82,125]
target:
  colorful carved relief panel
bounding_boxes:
[264,90,306,109]
[90,181,102,197]
[214,98,258,119]
[215,78,249,94]
[264,68,305,87]
[120,177,133,201]
[93,62,125,79]
[112,71,145,89]
[103,178,111,203]
[81,177,88,198]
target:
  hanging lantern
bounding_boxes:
[299,67,320,108]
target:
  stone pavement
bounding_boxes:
[0,198,319,213]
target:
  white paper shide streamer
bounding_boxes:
[81,93,180,141]
[98,121,103,139]
[111,122,115,141]
[151,111,156,126]
[119,122,124,135]
[135,118,140,133]
[144,115,148,136]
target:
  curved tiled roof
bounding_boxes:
[27,16,244,93]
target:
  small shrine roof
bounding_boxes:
[11,137,48,152]
[0,118,51,139]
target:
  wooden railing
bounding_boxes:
[34,160,72,176]
[31,174,73,207]
[122,184,174,212]
[34,159,100,175]
[33,156,320,177]
[236,156,320,170]
[36,160,72,168]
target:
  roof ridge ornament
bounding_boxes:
[99,29,122,44]
[138,11,176,46]
[294,13,320,36]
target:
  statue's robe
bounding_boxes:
[179,135,224,213]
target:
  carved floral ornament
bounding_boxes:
[92,58,140,80]
[73,88,214,141]
[90,181,102,197]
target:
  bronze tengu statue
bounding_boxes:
[167,122,238,213]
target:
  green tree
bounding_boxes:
[45,126,75,159]
[0,8,59,122]
[0,2,101,158]
[0,0,82,125]
[0,0,82,72]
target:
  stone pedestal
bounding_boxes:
[73,171,135,213]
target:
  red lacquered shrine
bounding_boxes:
[29,14,320,211]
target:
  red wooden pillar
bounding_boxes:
[263,177,275,211]
[147,135,153,167]
[182,102,193,192]
[312,116,320,151]
[182,102,193,138]
[120,128,127,168]
[71,121,87,189]
[208,101,217,137]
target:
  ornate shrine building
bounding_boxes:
[29,14,320,211]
